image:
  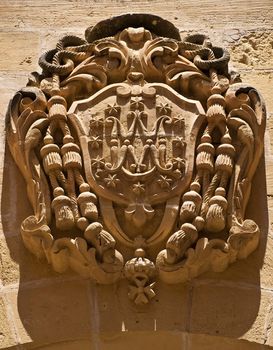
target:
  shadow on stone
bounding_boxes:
[1,141,267,347]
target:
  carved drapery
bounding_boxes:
[6,14,266,304]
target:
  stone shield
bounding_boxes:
[69,81,205,246]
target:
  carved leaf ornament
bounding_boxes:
[6,14,266,304]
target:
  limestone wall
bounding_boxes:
[0,1,273,349]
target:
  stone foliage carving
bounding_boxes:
[6,14,266,304]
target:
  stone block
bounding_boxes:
[18,333,273,350]
[264,303,273,347]
[266,119,273,164]
[188,333,271,350]
[190,283,273,344]
[26,340,94,350]
[0,1,273,33]
[0,235,60,285]
[6,279,92,348]
[0,295,17,349]
[96,280,190,333]
[0,145,33,240]
[231,32,273,70]
[99,331,185,350]
[0,33,39,72]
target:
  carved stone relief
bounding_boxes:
[6,14,266,304]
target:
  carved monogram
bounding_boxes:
[6,14,266,304]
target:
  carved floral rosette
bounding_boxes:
[6,14,266,304]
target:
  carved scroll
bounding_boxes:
[6,14,266,304]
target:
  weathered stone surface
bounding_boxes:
[0,1,273,32]
[0,236,61,285]
[190,284,273,343]
[0,2,273,349]
[230,31,273,69]
[16,332,273,350]
[0,146,32,240]
[6,279,92,347]
[0,296,17,348]
[188,334,273,350]
[96,280,190,332]
[0,33,39,72]
[267,309,273,347]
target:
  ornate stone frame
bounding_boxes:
[6,14,266,304]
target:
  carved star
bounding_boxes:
[157,102,172,116]
[172,157,186,170]
[173,136,185,147]
[105,103,121,116]
[157,175,172,189]
[104,174,120,188]
[91,156,105,168]
[90,136,102,149]
[89,114,103,128]
[130,97,145,111]
[132,182,145,195]
[172,114,185,126]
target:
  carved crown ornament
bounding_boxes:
[6,14,266,305]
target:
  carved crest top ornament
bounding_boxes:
[7,14,266,305]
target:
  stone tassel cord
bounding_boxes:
[40,95,99,231]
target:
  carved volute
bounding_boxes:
[6,13,266,304]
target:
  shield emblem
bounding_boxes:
[69,80,205,245]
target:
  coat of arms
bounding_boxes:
[6,14,266,304]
